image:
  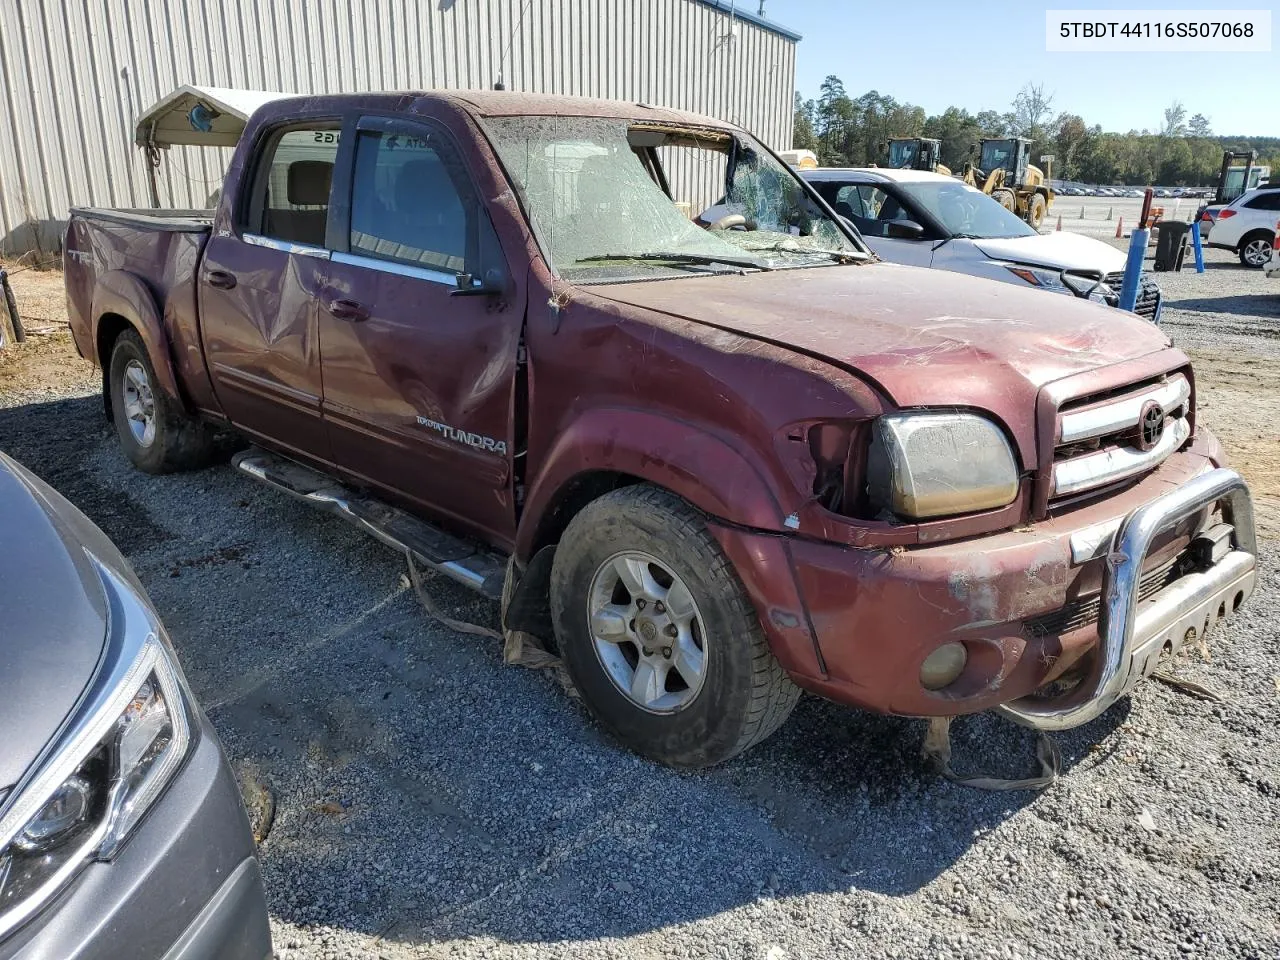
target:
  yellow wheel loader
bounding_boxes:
[886,138,951,176]
[962,137,1054,230]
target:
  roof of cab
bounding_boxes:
[254,89,737,131]
[802,167,961,184]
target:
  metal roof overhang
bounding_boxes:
[134,85,289,149]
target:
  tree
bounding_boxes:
[792,92,817,151]
[791,74,1280,186]
[1053,113,1091,180]
[974,110,1007,137]
[1010,83,1055,145]
[1161,101,1187,138]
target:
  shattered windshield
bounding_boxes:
[482,116,865,281]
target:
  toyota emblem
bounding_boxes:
[1138,400,1165,451]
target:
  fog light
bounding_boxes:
[920,643,967,691]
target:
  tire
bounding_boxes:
[108,329,218,473]
[1239,232,1274,268]
[550,484,800,768]
[1026,193,1047,230]
[991,188,1016,212]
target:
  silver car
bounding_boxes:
[0,452,271,958]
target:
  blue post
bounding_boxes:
[1190,220,1206,273]
[1118,227,1149,313]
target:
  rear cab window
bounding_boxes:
[244,126,341,248]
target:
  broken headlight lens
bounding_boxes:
[0,561,192,939]
[867,412,1019,519]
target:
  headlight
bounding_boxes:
[1005,264,1114,304]
[1004,264,1071,293]
[867,412,1019,519]
[0,558,192,939]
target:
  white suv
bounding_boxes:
[1200,186,1280,267]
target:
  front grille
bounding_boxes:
[1104,271,1160,319]
[1049,373,1191,502]
[1027,551,1189,637]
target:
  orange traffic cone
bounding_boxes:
[1056,215,1062,232]
[1115,216,1123,239]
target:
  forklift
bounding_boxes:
[1213,150,1270,205]
[962,137,1054,230]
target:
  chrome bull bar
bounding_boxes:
[1000,468,1257,731]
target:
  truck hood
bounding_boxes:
[0,454,110,791]
[587,262,1174,457]
[971,232,1127,274]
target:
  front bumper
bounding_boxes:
[998,467,1255,730]
[716,431,1257,727]
[0,713,271,960]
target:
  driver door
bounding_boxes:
[837,184,934,267]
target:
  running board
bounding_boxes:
[231,449,506,600]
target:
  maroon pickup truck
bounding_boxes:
[65,92,1257,768]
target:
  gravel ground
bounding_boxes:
[1,254,1278,960]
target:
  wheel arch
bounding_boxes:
[91,270,186,416]
[1238,227,1275,252]
[515,408,787,564]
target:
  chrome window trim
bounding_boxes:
[242,233,332,259]
[1058,375,1191,445]
[330,250,458,287]
[1052,416,1190,497]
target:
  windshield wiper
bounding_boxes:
[738,243,867,264]
[931,232,982,253]
[574,252,771,271]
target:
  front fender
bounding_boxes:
[517,407,789,560]
[91,270,185,410]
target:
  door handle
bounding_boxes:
[206,269,237,290]
[324,297,369,322]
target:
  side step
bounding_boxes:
[232,449,507,600]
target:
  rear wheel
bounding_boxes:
[550,485,799,768]
[108,330,218,473]
[1239,232,1274,267]
[1026,193,1047,230]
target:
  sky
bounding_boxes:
[766,0,1277,137]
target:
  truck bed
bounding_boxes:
[63,208,215,403]
[69,207,214,232]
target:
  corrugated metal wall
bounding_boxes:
[0,0,796,256]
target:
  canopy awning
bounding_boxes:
[134,85,289,149]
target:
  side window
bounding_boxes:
[251,127,340,246]
[1244,192,1280,211]
[349,127,475,274]
[828,185,901,237]
[834,185,865,218]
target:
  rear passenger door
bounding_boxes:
[200,124,340,460]
[315,114,523,545]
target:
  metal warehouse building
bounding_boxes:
[0,0,799,256]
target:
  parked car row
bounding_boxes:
[1054,184,1216,200]
[4,90,1261,955]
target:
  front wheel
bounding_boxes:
[550,485,799,768]
[109,329,219,473]
[1026,193,1047,229]
[1239,232,1274,267]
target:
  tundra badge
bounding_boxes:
[416,416,508,455]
